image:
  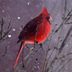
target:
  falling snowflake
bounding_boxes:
[17,16,21,20]
[12,28,16,31]
[27,2,30,5]
[8,34,11,38]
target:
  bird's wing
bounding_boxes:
[17,14,43,43]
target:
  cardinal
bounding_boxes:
[13,7,52,69]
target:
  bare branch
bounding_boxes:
[0,18,12,42]
[66,22,72,24]
[57,58,72,72]
[58,26,72,53]
[55,9,72,33]
[0,18,4,39]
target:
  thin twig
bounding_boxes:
[45,56,58,72]
[0,18,12,41]
[52,52,72,72]
[58,26,72,53]
[62,0,67,19]
[55,9,72,33]
[0,18,4,39]
[56,58,72,72]
[66,22,72,24]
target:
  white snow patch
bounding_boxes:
[12,28,16,31]
[17,16,21,20]
[27,2,30,5]
[8,34,11,38]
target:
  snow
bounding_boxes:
[17,16,21,20]
[12,28,16,31]
[27,2,30,6]
[8,34,11,38]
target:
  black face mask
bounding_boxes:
[46,16,50,21]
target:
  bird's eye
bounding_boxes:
[46,16,50,20]
[46,13,50,20]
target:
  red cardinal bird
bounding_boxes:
[13,7,51,69]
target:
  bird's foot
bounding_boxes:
[39,43,45,52]
[34,40,38,52]
[34,40,38,48]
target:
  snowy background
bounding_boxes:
[0,0,72,72]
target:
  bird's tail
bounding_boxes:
[13,41,25,69]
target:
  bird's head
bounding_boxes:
[41,7,49,17]
[41,7,52,21]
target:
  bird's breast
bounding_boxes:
[25,19,51,44]
[36,19,51,43]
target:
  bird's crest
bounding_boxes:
[41,7,49,16]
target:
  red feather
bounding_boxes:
[13,7,51,69]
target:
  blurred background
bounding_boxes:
[0,0,72,72]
